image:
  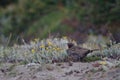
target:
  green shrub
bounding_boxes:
[0,0,120,42]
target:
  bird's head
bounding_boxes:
[67,43,74,48]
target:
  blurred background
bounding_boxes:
[0,0,120,45]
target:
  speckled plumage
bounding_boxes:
[67,43,94,61]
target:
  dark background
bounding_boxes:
[0,0,120,45]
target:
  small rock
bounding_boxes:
[56,63,62,66]
[65,70,73,75]
[45,65,54,71]
[92,62,101,67]
[32,75,37,79]
[68,61,73,66]
[74,70,80,73]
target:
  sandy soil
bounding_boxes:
[0,60,120,80]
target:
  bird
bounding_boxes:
[66,43,98,62]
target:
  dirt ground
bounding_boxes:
[0,60,120,80]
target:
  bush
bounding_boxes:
[0,0,120,43]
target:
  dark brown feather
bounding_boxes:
[67,43,98,61]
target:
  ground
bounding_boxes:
[0,59,120,80]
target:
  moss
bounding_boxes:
[83,56,101,62]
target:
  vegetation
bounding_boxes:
[0,37,73,63]
[0,1,120,80]
[0,36,119,64]
[0,0,120,44]
[0,0,120,63]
